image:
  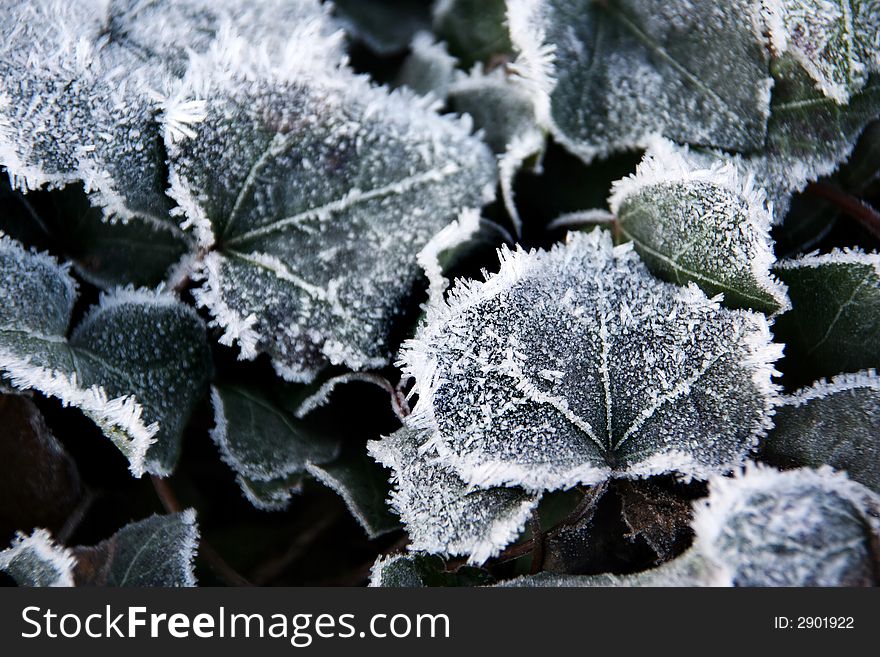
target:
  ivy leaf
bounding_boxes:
[763,371,880,493]
[434,0,513,69]
[0,528,75,587]
[306,451,400,539]
[369,552,494,587]
[509,0,773,162]
[368,426,540,564]
[399,229,781,495]
[72,510,199,587]
[168,38,496,383]
[0,393,83,540]
[334,0,432,55]
[210,383,340,510]
[693,465,880,586]
[0,236,211,476]
[773,248,880,386]
[768,0,880,104]
[609,138,790,315]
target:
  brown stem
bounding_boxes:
[251,507,342,585]
[151,476,252,587]
[806,182,880,240]
[528,511,544,574]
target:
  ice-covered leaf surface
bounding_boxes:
[306,451,400,539]
[73,510,199,587]
[0,528,75,587]
[168,40,496,382]
[773,248,880,384]
[368,427,540,564]
[693,465,880,586]
[400,229,781,493]
[369,552,494,587]
[512,0,773,161]
[610,139,789,314]
[434,0,513,69]
[210,384,340,510]
[770,0,880,104]
[0,237,211,476]
[334,0,431,55]
[763,371,880,492]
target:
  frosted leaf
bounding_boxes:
[398,33,459,98]
[434,0,513,69]
[0,529,75,587]
[693,464,880,586]
[773,248,880,384]
[368,426,541,564]
[73,510,199,587]
[210,384,340,510]
[237,473,305,512]
[168,42,496,382]
[306,451,400,539]
[609,138,790,315]
[369,552,494,587]
[511,0,773,162]
[497,549,720,587]
[0,236,211,476]
[401,229,781,494]
[769,0,880,104]
[763,371,880,492]
[334,0,431,55]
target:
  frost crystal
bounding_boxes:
[399,229,781,494]
[0,236,211,476]
[510,0,773,162]
[168,36,496,382]
[693,465,880,586]
[609,138,790,314]
[0,528,75,587]
[764,370,880,492]
[368,427,540,564]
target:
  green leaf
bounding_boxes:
[399,229,781,493]
[768,0,880,104]
[73,511,199,587]
[368,427,540,564]
[434,0,513,69]
[773,249,880,386]
[369,552,495,587]
[210,383,340,510]
[334,0,432,55]
[0,529,75,587]
[306,450,400,539]
[610,139,790,315]
[168,39,496,383]
[0,236,211,476]
[763,371,880,493]
[512,0,773,161]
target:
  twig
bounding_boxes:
[151,476,252,587]
[806,181,880,240]
[251,507,342,585]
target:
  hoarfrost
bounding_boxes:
[168,34,497,382]
[0,528,75,587]
[399,229,781,493]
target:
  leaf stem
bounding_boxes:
[805,182,880,240]
[150,475,252,587]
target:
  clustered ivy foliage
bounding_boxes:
[1,0,879,588]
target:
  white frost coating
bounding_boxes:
[417,208,482,306]
[505,0,556,127]
[693,463,880,586]
[0,350,156,478]
[191,253,260,360]
[305,461,388,540]
[177,508,200,588]
[775,246,880,274]
[609,138,790,314]
[369,427,540,564]
[161,98,208,144]
[783,368,880,407]
[237,474,303,512]
[0,529,76,587]
[398,229,781,493]
[546,209,616,231]
[767,0,880,103]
